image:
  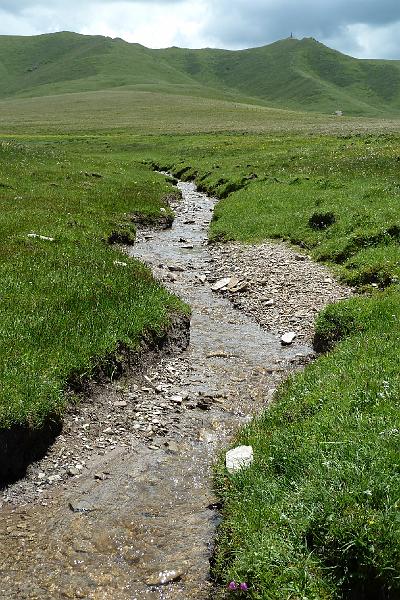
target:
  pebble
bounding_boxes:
[262,298,275,306]
[211,277,231,291]
[281,332,297,345]
[67,467,81,477]
[68,500,99,513]
[47,474,62,484]
[168,264,185,272]
[170,395,183,404]
[145,569,184,587]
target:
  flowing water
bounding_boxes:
[0,180,313,599]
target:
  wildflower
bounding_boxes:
[240,582,249,591]
[228,581,238,590]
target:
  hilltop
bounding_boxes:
[1,32,400,116]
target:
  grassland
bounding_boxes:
[0,51,399,597]
[0,139,187,430]
[4,89,400,137]
[2,32,400,118]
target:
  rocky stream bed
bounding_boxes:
[0,179,351,599]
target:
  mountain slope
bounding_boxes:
[1,32,400,116]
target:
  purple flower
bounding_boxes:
[239,582,249,591]
[228,581,238,590]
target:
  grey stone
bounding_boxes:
[69,500,99,513]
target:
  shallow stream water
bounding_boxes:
[0,180,313,599]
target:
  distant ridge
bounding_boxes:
[1,31,400,116]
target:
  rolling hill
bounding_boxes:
[1,31,400,117]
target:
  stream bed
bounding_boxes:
[0,180,314,600]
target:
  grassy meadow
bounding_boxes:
[0,54,399,598]
[3,32,400,117]
[0,138,188,429]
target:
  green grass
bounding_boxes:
[0,139,187,429]
[2,32,400,117]
[126,131,400,598]
[0,76,399,596]
[4,89,400,137]
[212,288,400,599]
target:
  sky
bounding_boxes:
[1,0,400,59]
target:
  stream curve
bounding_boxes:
[0,179,314,600]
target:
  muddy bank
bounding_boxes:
[0,179,351,600]
[0,420,62,487]
[0,312,190,490]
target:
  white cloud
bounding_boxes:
[79,1,210,48]
[0,9,39,35]
[329,21,400,59]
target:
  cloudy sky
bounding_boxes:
[1,0,400,59]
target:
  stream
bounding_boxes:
[0,179,314,600]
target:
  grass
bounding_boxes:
[0,74,399,596]
[144,132,400,289]
[212,288,400,599]
[4,89,400,137]
[2,32,400,117]
[0,139,187,429]
[129,131,400,598]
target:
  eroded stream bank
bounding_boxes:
[0,179,350,600]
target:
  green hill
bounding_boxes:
[1,32,400,116]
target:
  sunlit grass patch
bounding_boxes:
[0,140,186,429]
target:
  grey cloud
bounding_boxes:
[0,0,184,14]
[202,0,400,49]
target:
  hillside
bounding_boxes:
[1,32,400,116]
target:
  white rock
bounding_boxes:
[145,569,184,586]
[28,233,55,242]
[170,395,183,404]
[211,277,231,292]
[281,332,296,345]
[226,445,254,474]
[262,298,275,306]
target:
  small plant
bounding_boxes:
[308,211,336,230]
